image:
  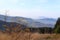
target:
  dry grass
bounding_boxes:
[0,32,60,40]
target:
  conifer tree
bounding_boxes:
[54,18,60,33]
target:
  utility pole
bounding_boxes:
[4,10,8,22]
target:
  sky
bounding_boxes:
[0,0,60,19]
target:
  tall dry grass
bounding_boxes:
[0,31,60,40]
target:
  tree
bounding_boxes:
[54,18,60,33]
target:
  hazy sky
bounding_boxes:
[0,0,60,18]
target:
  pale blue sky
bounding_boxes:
[0,0,60,18]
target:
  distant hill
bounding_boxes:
[35,18,57,25]
[0,15,57,28]
[0,20,27,32]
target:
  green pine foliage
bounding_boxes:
[54,18,60,33]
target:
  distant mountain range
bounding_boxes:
[35,18,57,25]
[0,15,57,28]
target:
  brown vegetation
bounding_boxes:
[0,31,60,40]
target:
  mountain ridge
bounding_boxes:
[0,14,57,28]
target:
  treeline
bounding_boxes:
[25,27,53,34]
